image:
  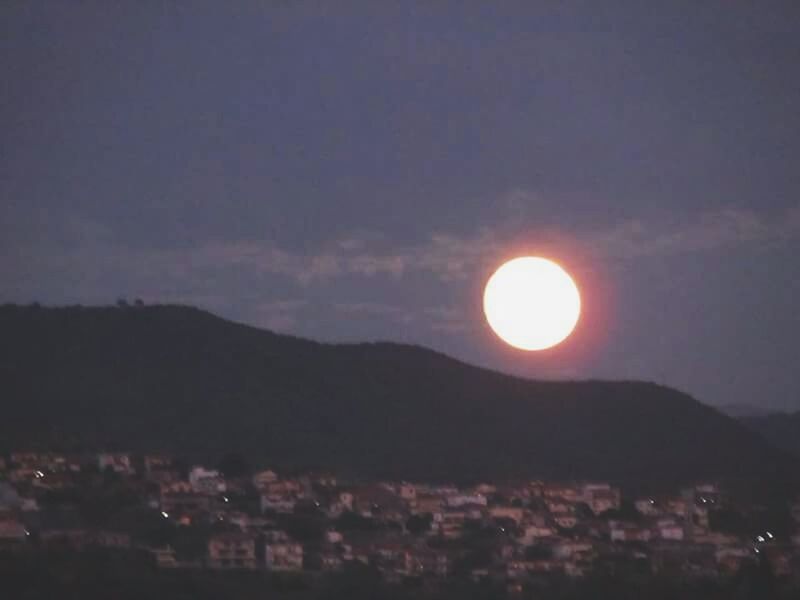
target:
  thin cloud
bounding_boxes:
[586,208,775,259]
[255,299,309,333]
[424,306,473,335]
[259,299,309,312]
[5,204,800,309]
[260,313,297,333]
[334,302,415,324]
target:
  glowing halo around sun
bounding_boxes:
[483,256,581,351]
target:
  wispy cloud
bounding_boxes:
[583,207,783,260]
[255,299,309,332]
[259,299,308,312]
[5,202,800,335]
[424,306,473,334]
[334,302,415,324]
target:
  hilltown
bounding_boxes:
[1,450,799,588]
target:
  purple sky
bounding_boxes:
[3,2,800,410]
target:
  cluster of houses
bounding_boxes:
[1,450,800,587]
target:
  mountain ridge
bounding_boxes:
[1,303,796,490]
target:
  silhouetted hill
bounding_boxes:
[740,412,800,459]
[1,304,796,489]
[716,403,778,418]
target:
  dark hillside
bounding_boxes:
[1,304,796,489]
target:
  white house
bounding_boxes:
[189,466,226,494]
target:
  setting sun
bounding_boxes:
[483,256,581,351]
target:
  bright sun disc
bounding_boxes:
[483,257,581,351]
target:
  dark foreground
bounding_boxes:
[2,548,798,600]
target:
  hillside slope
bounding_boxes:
[0,304,796,488]
[741,412,800,459]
